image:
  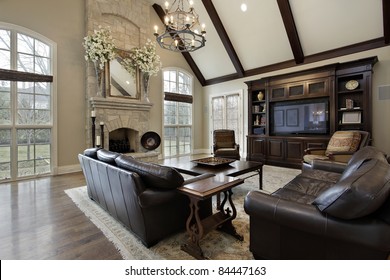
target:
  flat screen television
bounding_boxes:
[270,97,329,136]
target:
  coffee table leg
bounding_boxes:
[181,197,206,259]
[258,168,263,190]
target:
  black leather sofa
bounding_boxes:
[78,148,212,247]
[244,146,390,259]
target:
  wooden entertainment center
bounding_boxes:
[246,56,377,168]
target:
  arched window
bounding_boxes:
[163,68,193,157]
[0,23,55,181]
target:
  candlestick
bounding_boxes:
[91,116,96,147]
[100,122,104,149]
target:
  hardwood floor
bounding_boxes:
[0,172,122,260]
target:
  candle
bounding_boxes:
[154,25,158,33]
[164,1,169,9]
[201,23,206,32]
[100,121,104,126]
[91,110,96,117]
[96,136,101,146]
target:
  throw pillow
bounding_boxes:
[115,155,184,189]
[313,158,390,219]
[325,131,361,155]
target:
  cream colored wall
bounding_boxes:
[0,0,86,172]
[203,46,390,156]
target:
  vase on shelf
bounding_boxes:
[257,91,264,101]
[142,73,151,102]
[93,61,110,98]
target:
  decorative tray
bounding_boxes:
[191,157,235,167]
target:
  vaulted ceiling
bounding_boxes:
[150,0,390,86]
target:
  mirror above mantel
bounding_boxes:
[109,49,140,99]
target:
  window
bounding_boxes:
[211,92,242,150]
[163,69,193,158]
[0,24,54,181]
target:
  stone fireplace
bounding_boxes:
[89,96,159,162]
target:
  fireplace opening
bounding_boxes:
[109,128,138,153]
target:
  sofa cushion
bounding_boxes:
[83,147,101,159]
[97,149,121,165]
[313,158,390,219]
[217,141,234,148]
[115,155,184,189]
[325,131,361,156]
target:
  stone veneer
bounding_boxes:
[85,0,157,161]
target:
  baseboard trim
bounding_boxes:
[57,164,81,175]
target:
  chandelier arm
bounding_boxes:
[154,0,206,52]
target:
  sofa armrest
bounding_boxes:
[304,148,326,155]
[311,159,347,173]
[244,191,390,251]
[244,191,327,233]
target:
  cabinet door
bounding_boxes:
[285,140,303,161]
[248,137,267,161]
[267,138,283,159]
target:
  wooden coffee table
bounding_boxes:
[177,175,245,259]
[164,157,264,189]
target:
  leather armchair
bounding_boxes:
[213,129,240,160]
[302,130,370,171]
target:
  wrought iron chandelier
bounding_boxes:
[154,0,206,52]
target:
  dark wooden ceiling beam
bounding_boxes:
[277,0,304,64]
[383,0,390,44]
[205,38,386,86]
[152,3,206,86]
[202,0,245,77]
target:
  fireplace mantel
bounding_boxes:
[89,96,153,111]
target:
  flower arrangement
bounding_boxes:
[83,26,116,70]
[121,39,162,77]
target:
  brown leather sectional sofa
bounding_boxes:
[244,146,390,259]
[78,148,212,247]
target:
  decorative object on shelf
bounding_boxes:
[83,26,116,97]
[153,0,206,52]
[257,91,264,101]
[342,111,361,124]
[121,40,162,102]
[346,98,354,109]
[345,79,359,90]
[262,104,266,112]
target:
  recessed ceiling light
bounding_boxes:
[241,3,247,12]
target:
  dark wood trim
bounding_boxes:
[277,0,304,64]
[164,91,193,103]
[152,3,206,86]
[205,38,386,86]
[0,69,53,82]
[383,0,390,44]
[202,0,245,78]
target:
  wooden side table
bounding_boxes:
[177,175,245,259]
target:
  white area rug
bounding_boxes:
[65,165,300,260]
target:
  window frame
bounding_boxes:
[162,68,194,158]
[0,22,57,181]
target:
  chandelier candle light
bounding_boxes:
[154,0,206,52]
